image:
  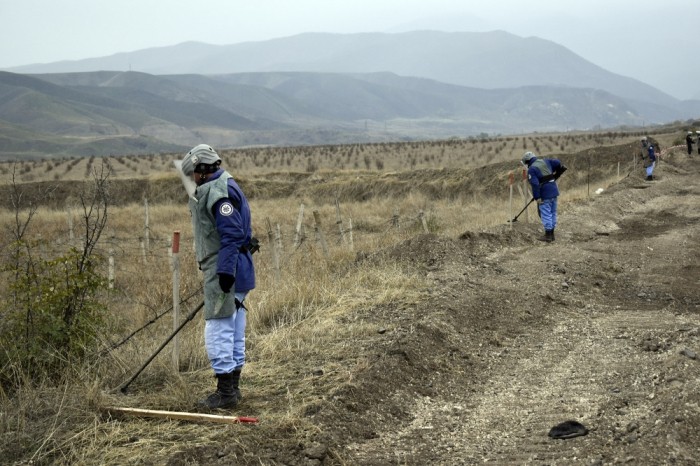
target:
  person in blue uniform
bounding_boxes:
[521,151,567,243]
[645,143,656,181]
[181,144,256,410]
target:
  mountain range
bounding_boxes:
[1,30,698,160]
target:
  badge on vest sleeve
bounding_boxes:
[219,202,234,216]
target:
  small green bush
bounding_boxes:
[1,243,107,387]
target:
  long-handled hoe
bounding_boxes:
[110,300,259,424]
[117,300,204,394]
[508,197,535,223]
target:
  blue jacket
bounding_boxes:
[526,157,564,200]
[647,145,656,162]
[190,169,255,293]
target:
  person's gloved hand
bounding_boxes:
[536,198,543,205]
[218,273,235,293]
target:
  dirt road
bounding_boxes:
[312,152,700,465]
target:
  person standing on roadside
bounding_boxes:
[686,131,694,155]
[696,131,700,155]
[180,144,257,410]
[521,151,567,242]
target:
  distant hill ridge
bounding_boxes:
[7,31,680,107]
[1,31,699,159]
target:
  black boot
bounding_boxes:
[198,370,241,410]
[539,230,554,242]
[646,175,653,181]
[230,369,242,401]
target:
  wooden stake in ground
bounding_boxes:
[335,197,347,244]
[144,198,150,252]
[266,218,281,282]
[509,171,514,229]
[418,210,429,234]
[171,231,181,371]
[313,210,330,258]
[347,217,354,251]
[104,407,258,425]
[108,249,115,290]
[521,168,530,223]
[293,203,305,247]
[140,238,147,265]
[66,208,74,244]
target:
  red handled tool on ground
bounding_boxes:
[104,407,258,424]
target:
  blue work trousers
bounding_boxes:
[538,198,558,231]
[646,161,655,177]
[204,291,247,374]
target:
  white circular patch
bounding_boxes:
[219,202,234,216]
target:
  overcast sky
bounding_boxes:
[1,0,698,99]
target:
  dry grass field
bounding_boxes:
[0,126,697,465]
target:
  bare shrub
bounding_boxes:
[0,161,112,388]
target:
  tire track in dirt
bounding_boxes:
[445,307,697,464]
[349,303,697,465]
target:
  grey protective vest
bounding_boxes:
[531,159,553,179]
[189,172,238,319]
[189,172,233,264]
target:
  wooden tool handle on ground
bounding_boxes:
[105,406,258,424]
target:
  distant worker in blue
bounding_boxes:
[686,131,694,155]
[180,144,258,410]
[521,151,567,243]
[645,142,656,181]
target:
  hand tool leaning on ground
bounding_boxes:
[508,197,536,223]
[117,239,260,394]
[117,300,204,393]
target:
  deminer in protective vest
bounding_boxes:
[642,142,657,181]
[179,144,257,410]
[521,151,567,242]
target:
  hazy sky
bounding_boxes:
[1,0,698,99]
